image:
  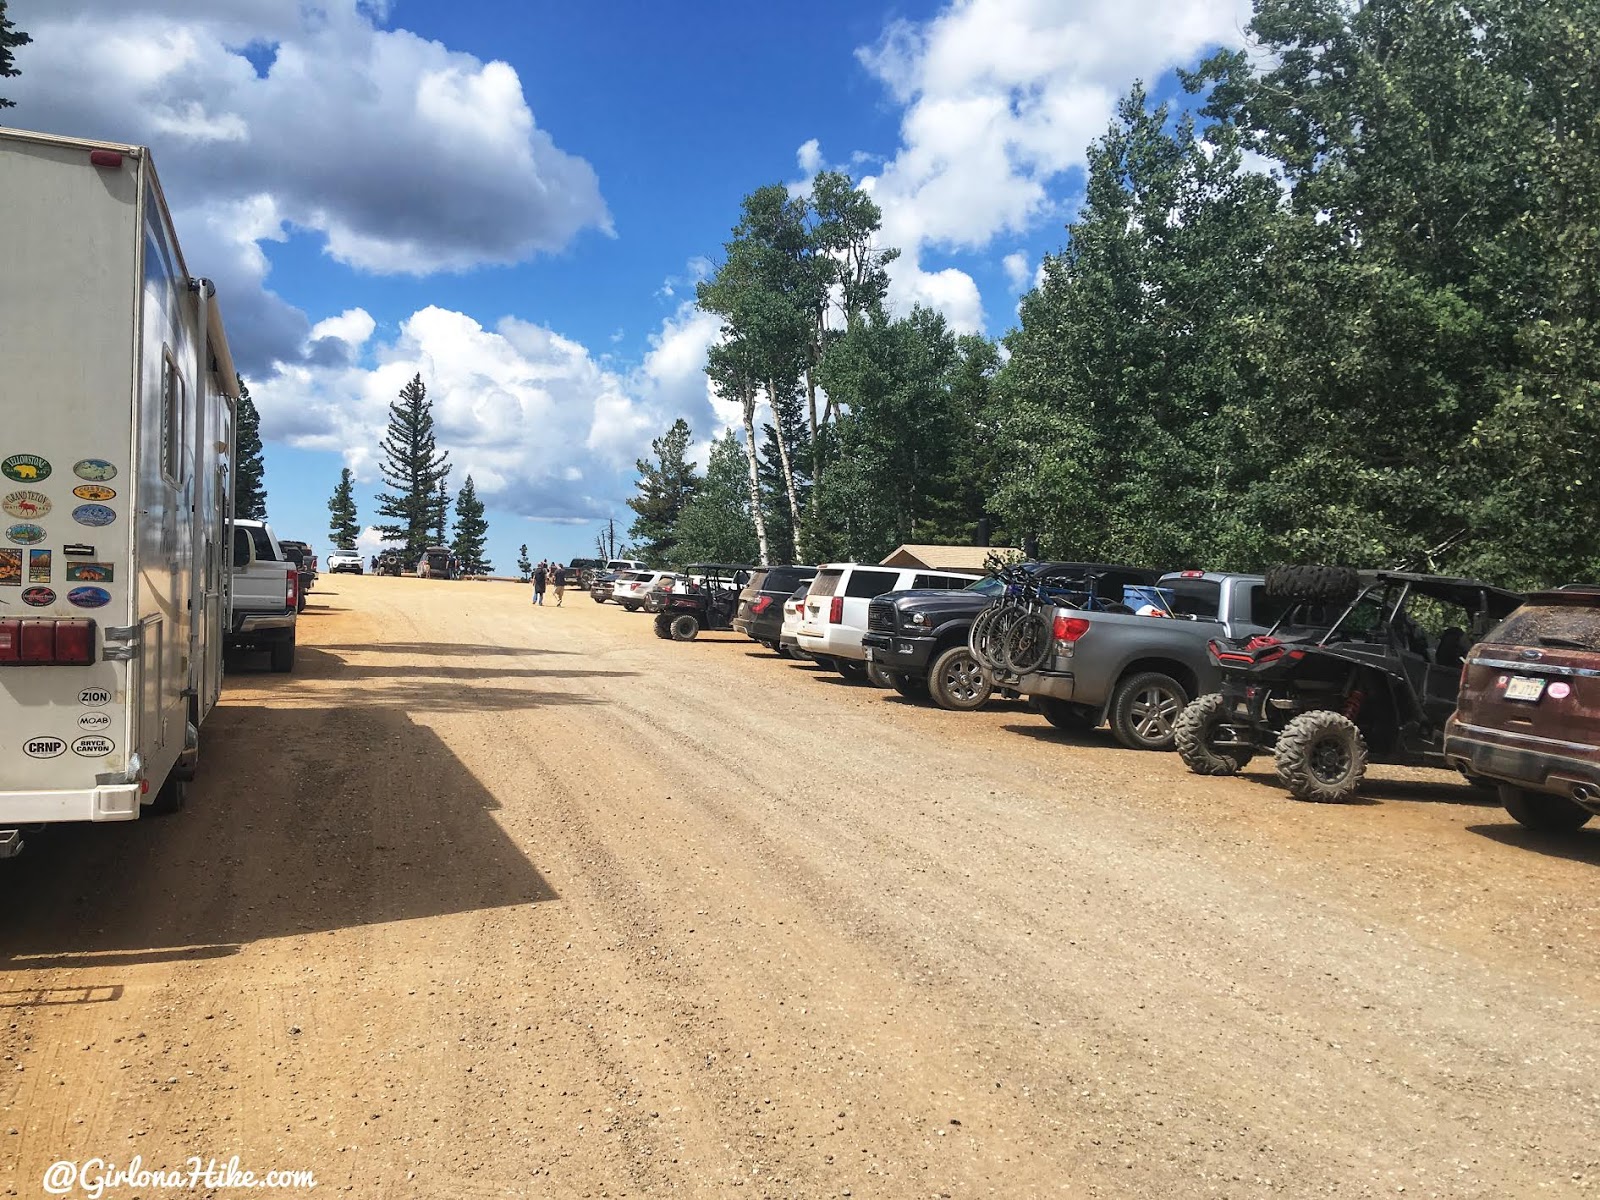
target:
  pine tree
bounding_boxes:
[626,419,699,563]
[432,476,451,545]
[0,0,31,109]
[234,375,268,520]
[451,475,491,574]
[374,374,450,561]
[517,544,532,582]
[327,468,360,549]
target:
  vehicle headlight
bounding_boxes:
[907,612,931,627]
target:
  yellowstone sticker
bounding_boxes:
[21,586,55,607]
[24,736,66,759]
[2,490,49,519]
[6,523,45,545]
[2,454,51,483]
[65,562,112,584]
[72,504,116,528]
[67,586,110,609]
[77,710,113,732]
[28,549,50,583]
[72,735,114,758]
[72,459,116,482]
[72,484,116,502]
[0,548,20,585]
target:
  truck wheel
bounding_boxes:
[1108,671,1187,750]
[1174,692,1254,774]
[1264,564,1362,604]
[1500,784,1593,832]
[670,615,700,641]
[270,632,297,673]
[836,660,867,682]
[1035,696,1095,732]
[147,772,187,815]
[888,672,929,701]
[622,602,641,612]
[297,591,308,613]
[653,613,672,640]
[928,646,992,711]
[1274,710,1367,801]
[865,662,894,689]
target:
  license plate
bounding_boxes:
[864,647,875,662]
[1505,675,1546,702]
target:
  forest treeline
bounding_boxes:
[627,0,1598,589]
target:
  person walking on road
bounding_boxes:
[532,563,548,606]
[553,563,566,606]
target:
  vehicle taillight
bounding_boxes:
[829,595,844,624]
[1180,570,1205,578]
[19,621,55,663]
[0,618,95,666]
[1052,616,1090,643]
[53,620,95,665]
[752,596,772,615]
[285,567,298,608]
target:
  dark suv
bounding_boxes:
[1445,586,1600,832]
[733,565,817,651]
[861,562,1160,711]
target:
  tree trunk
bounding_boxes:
[768,379,804,561]
[741,386,770,566]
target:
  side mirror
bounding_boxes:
[232,526,256,571]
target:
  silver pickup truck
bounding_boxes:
[1015,571,1275,750]
[227,519,298,672]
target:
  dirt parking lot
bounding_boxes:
[3,575,1599,1198]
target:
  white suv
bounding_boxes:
[327,548,364,574]
[612,569,671,611]
[797,563,979,681]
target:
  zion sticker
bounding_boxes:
[0,548,20,586]
[1,454,50,483]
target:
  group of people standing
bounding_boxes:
[531,560,570,606]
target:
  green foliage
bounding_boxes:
[517,544,532,582]
[450,475,491,574]
[627,418,699,563]
[234,376,268,521]
[0,0,30,109]
[674,431,759,564]
[326,467,359,550]
[374,374,451,562]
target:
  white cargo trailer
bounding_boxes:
[0,127,240,856]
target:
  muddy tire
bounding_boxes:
[1174,692,1255,775]
[888,672,930,701]
[1501,785,1593,832]
[1035,697,1095,732]
[670,614,700,641]
[1274,710,1367,801]
[653,613,672,640]
[1264,564,1362,604]
[928,646,992,712]
[1108,671,1187,750]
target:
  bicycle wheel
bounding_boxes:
[983,606,1026,672]
[1002,610,1052,674]
[969,605,1007,669]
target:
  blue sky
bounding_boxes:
[7,0,1251,571]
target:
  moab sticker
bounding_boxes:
[71,735,114,758]
[6,523,45,545]
[2,455,51,483]
[72,504,116,528]
[24,736,66,759]
[78,687,112,707]
[66,562,112,584]
[2,490,50,519]
[77,711,113,732]
[72,484,116,502]
[67,586,110,609]
[21,586,54,607]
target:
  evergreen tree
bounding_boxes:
[0,0,31,109]
[517,544,532,582]
[674,430,760,564]
[327,468,359,549]
[432,476,451,546]
[234,375,268,520]
[626,418,700,563]
[451,475,491,574]
[374,374,450,561]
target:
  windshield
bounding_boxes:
[1486,602,1600,651]
[965,577,1005,596]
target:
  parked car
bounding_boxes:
[416,546,455,579]
[1444,584,1600,831]
[863,562,1160,710]
[1014,570,1275,750]
[277,539,315,612]
[228,519,299,672]
[374,549,405,576]
[607,558,646,575]
[653,563,754,641]
[735,565,819,650]
[612,569,673,612]
[797,563,981,682]
[590,571,617,603]
[1177,566,1521,801]
[779,584,814,659]
[327,548,364,575]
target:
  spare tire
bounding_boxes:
[1264,564,1362,604]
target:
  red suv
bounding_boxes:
[1445,586,1600,832]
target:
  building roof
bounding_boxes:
[879,544,1020,572]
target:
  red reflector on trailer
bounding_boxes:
[54,620,96,665]
[89,149,123,169]
[19,621,54,663]
[0,619,18,663]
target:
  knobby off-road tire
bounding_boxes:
[1264,564,1362,604]
[1274,710,1368,802]
[670,614,700,641]
[1034,696,1095,733]
[1108,671,1188,751]
[1500,784,1593,832]
[928,646,993,712]
[653,613,672,640]
[1174,692,1255,775]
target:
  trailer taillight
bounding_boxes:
[0,618,95,666]
[89,149,123,169]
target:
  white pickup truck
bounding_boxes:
[228,519,298,672]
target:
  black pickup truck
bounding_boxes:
[861,562,1160,711]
